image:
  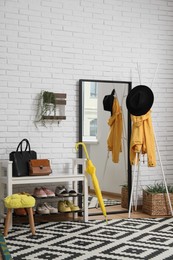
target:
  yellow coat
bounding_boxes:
[130,110,156,167]
[107,98,122,163]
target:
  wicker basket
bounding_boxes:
[121,186,128,209]
[142,190,173,216]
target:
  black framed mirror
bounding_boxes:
[79,79,132,216]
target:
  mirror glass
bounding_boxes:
[79,79,132,215]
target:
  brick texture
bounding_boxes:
[0,0,173,191]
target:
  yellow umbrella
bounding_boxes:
[75,142,107,222]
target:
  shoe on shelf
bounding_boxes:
[43,202,58,214]
[36,204,50,214]
[55,186,69,197]
[68,190,77,196]
[58,201,71,212]
[14,208,27,216]
[65,200,80,211]
[33,187,47,198]
[41,187,55,197]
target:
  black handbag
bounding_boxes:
[9,139,37,177]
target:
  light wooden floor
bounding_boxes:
[86,191,171,220]
[86,205,171,220]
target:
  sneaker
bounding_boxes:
[69,190,77,196]
[43,202,58,213]
[65,200,80,211]
[33,187,47,198]
[41,187,55,197]
[58,201,71,212]
[55,186,69,197]
[36,204,50,214]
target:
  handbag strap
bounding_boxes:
[16,139,31,153]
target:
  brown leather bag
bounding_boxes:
[29,159,52,176]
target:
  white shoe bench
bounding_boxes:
[0,159,88,229]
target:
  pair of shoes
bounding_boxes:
[33,187,55,198]
[14,208,35,216]
[37,203,58,214]
[43,202,58,213]
[55,186,69,197]
[55,186,77,197]
[42,187,55,197]
[58,201,71,212]
[58,200,80,212]
[66,200,80,211]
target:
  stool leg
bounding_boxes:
[4,208,12,237]
[26,208,35,235]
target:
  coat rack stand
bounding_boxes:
[128,63,173,218]
[128,132,173,218]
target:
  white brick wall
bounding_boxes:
[0,0,173,193]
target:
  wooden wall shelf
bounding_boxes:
[43,92,67,121]
[54,93,66,105]
[43,116,66,120]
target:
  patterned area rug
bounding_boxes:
[3,217,173,260]
[88,196,121,209]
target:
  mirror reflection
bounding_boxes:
[79,79,131,215]
[82,81,98,142]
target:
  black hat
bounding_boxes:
[103,89,115,115]
[126,85,154,116]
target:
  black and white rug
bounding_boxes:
[3,217,173,260]
[88,196,121,209]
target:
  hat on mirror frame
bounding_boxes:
[103,89,115,115]
[126,85,154,116]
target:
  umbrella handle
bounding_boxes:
[75,142,90,160]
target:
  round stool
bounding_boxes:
[4,193,36,237]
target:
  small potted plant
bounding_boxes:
[142,182,173,216]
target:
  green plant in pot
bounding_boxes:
[145,182,173,194]
[35,91,56,126]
